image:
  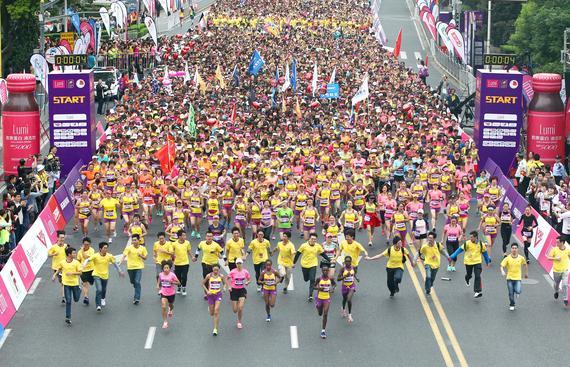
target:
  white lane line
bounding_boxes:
[290,326,299,349]
[414,52,422,61]
[287,275,295,291]
[28,277,42,295]
[144,327,157,349]
[400,51,408,60]
[543,274,555,288]
[0,329,11,350]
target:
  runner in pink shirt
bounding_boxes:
[427,185,444,231]
[443,217,463,272]
[156,260,180,329]
[226,258,251,329]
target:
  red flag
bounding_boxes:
[154,136,176,174]
[425,54,428,67]
[230,103,237,123]
[393,29,403,59]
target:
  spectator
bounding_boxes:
[552,155,567,185]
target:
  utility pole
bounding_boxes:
[39,0,61,56]
[486,0,492,54]
[563,28,570,74]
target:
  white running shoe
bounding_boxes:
[101,298,106,307]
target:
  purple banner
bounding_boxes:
[53,186,75,222]
[473,70,524,175]
[48,71,96,176]
[62,160,84,194]
[484,159,527,224]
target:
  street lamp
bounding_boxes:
[486,0,528,55]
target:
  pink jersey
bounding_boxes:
[406,201,423,219]
[428,190,443,208]
[159,272,179,296]
[444,224,462,242]
[228,268,250,289]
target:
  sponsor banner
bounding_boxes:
[59,32,75,50]
[8,246,35,291]
[320,83,340,99]
[48,70,96,176]
[485,158,559,278]
[38,206,59,244]
[474,70,524,175]
[46,196,66,230]
[0,259,27,310]
[19,220,51,275]
[0,278,16,329]
[54,186,75,222]
[62,160,84,194]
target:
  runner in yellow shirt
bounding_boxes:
[225,227,246,270]
[546,236,570,307]
[196,231,223,278]
[500,243,528,310]
[339,229,368,273]
[450,231,491,298]
[248,230,271,292]
[118,234,148,304]
[366,236,415,297]
[418,232,450,295]
[100,190,120,243]
[171,230,197,296]
[77,237,95,306]
[48,230,68,304]
[82,241,124,312]
[293,233,331,301]
[272,230,296,294]
[52,247,82,325]
[153,231,175,280]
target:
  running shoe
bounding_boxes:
[213,328,218,336]
[61,297,66,304]
[257,285,262,292]
[237,322,243,329]
[308,296,314,302]
[266,315,271,322]
[320,330,327,339]
[65,318,72,326]
[474,292,482,298]
[181,287,187,296]
[97,306,102,312]
[101,298,106,307]
[83,297,89,306]
[272,235,276,240]
[162,321,168,329]
[395,284,399,293]
[389,292,395,298]
[451,266,456,272]
[347,314,353,323]
[368,242,373,247]
[191,230,196,238]
[509,306,515,311]
[176,287,181,294]
[109,237,113,243]
[168,310,173,318]
[341,308,347,318]
[565,300,569,307]
[446,265,451,272]
[283,288,288,294]
[465,278,470,287]
[133,299,140,305]
[196,233,201,239]
[554,292,559,299]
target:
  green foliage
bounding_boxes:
[461,0,522,48]
[507,0,570,73]
[2,0,40,74]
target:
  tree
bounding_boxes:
[506,0,570,73]
[461,0,522,48]
[1,0,39,74]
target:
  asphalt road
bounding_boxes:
[0,1,564,366]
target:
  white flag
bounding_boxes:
[281,63,290,92]
[329,67,336,84]
[351,73,369,106]
[99,8,111,36]
[144,16,158,47]
[311,62,318,97]
[184,62,191,82]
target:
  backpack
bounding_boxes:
[388,245,406,263]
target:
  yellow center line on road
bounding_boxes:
[407,240,469,367]
[404,259,454,367]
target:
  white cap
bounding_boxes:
[235,258,243,264]
[37,164,45,171]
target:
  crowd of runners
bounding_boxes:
[44,0,570,339]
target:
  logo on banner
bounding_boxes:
[533,228,544,248]
[76,79,85,88]
[486,79,499,88]
[0,292,7,313]
[53,80,66,89]
[509,80,519,89]
[37,231,48,248]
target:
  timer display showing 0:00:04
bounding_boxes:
[483,54,516,66]
[54,55,87,66]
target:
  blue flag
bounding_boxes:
[67,10,81,34]
[275,65,279,81]
[271,88,277,108]
[248,50,265,76]
[232,64,240,87]
[291,60,297,91]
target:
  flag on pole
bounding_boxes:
[232,64,240,87]
[215,64,226,89]
[186,103,196,137]
[291,60,297,91]
[295,97,302,119]
[230,103,237,123]
[275,65,279,81]
[194,69,206,94]
[393,29,403,59]
[311,62,318,97]
[351,73,369,106]
[184,62,191,83]
[248,50,265,76]
[329,67,336,84]
[281,63,290,92]
[154,135,176,173]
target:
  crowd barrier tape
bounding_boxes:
[484,159,559,279]
[0,160,84,335]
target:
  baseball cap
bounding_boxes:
[235,258,243,264]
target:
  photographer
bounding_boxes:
[0,209,12,267]
[45,147,61,197]
[96,79,108,115]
